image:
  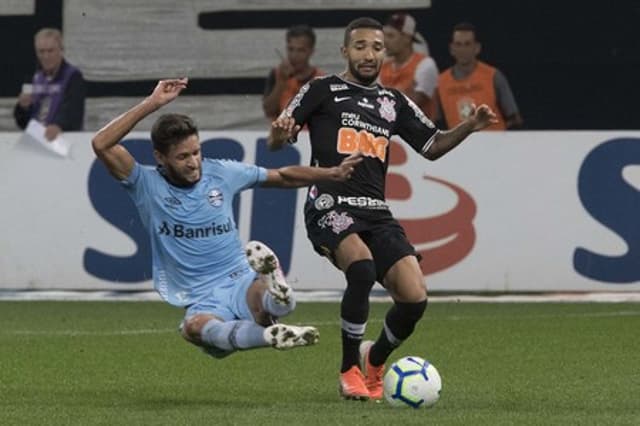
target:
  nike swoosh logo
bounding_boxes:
[334,96,351,102]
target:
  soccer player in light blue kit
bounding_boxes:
[92,78,362,358]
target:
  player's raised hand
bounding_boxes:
[332,152,363,181]
[271,115,301,141]
[149,78,188,107]
[468,103,499,131]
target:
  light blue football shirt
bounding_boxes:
[121,158,268,306]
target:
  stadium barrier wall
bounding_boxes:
[2,130,640,292]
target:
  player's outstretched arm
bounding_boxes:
[425,104,498,160]
[262,152,362,188]
[92,78,188,180]
[267,115,301,151]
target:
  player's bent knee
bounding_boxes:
[404,281,427,301]
[383,257,427,302]
[180,314,217,344]
[387,281,427,302]
[179,319,199,343]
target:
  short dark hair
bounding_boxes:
[286,24,316,47]
[343,17,382,46]
[452,22,478,41]
[151,114,199,154]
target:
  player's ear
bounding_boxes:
[153,149,165,166]
[340,45,348,59]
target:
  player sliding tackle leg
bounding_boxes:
[91,77,363,363]
[182,241,316,359]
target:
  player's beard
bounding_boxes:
[163,163,201,187]
[348,60,379,86]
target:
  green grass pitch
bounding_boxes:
[1,301,639,425]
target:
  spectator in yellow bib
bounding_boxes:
[437,22,523,130]
[380,13,438,119]
[262,25,324,121]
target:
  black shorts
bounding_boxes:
[304,203,419,283]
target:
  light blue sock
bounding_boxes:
[262,291,296,317]
[201,318,267,351]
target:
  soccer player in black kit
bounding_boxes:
[268,17,498,400]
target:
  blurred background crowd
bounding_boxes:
[0,0,638,134]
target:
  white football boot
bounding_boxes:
[245,240,292,305]
[264,324,320,350]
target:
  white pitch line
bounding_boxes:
[430,310,640,322]
[308,311,640,326]
[6,310,639,337]
[5,328,176,336]
[2,290,640,303]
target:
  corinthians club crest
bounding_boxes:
[377,96,396,123]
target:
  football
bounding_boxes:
[383,356,442,408]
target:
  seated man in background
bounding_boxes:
[380,13,439,118]
[262,25,323,120]
[14,28,86,140]
[437,22,523,130]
